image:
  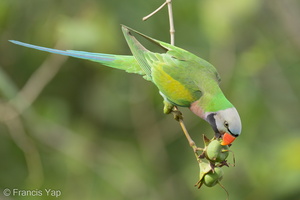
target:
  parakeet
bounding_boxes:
[9,25,241,145]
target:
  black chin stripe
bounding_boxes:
[228,128,239,137]
[206,113,218,133]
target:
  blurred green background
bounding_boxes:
[1,0,300,199]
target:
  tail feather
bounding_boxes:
[9,40,145,76]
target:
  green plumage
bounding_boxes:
[9,25,241,140]
[121,25,231,112]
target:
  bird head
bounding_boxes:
[205,107,242,146]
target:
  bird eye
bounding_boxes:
[224,121,229,128]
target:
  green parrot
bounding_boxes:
[9,25,241,145]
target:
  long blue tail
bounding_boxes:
[9,40,144,75]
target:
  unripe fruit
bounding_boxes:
[203,167,223,187]
[206,140,229,162]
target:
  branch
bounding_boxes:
[142,1,168,21]
[166,0,175,45]
[143,0,175,45]
[172,106,200,162]
[143,0,201,163]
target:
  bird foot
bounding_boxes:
[172,110,183,121]
[163,100,174,114]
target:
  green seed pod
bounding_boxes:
[203,167,224,187]
[198,162,211,180]
[206,140,229,162]
[195,161,213,189]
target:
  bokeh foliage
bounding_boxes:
[1,0,300,199]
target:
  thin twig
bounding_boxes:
[142,0,175,45]
[172,107,200,162]
[143,0,199,162]
[143,1,168,21]
[166,0,175,45]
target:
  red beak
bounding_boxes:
[221,132,236,146]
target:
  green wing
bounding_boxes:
[121,25,220,106]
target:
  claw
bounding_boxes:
[172,110,183,121]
